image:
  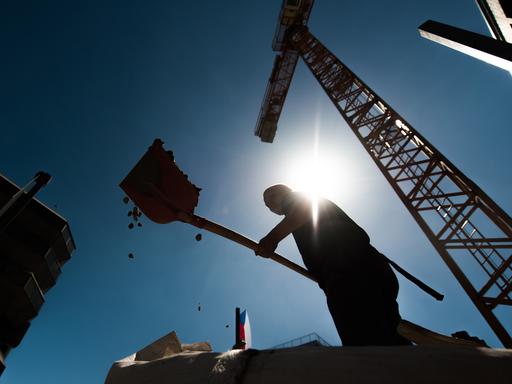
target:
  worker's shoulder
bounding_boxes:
[317,196,343,212]
[285,192,339,209]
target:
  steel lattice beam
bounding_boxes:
[255,51,299,143]
[285,25,512,347]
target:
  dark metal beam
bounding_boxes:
[419,20,512,72]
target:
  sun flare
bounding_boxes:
[283,148,351,224]
[284,152,344,201]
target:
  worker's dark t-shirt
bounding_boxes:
[282,193,406,346]
[282,192,382,288]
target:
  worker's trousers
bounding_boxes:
[322,258,411,346]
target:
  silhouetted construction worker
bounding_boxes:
[256,184,410,346]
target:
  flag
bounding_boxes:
[239,310,252,349]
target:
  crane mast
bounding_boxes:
[255,0,512,347]
[255,0,313,142]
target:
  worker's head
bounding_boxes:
[263,184,292,215]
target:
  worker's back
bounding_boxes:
[283,193,374,283]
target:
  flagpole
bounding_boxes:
[235,307,241,349]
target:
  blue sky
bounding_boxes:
[1,1,511,383]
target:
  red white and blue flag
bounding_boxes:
[239,310,252,349]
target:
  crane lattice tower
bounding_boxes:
[255,0,512,348]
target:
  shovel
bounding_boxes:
[120,139,314,281]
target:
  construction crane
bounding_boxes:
[255,0,512,348]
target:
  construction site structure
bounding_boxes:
[0,172,76,375]
[419,1,512,74]
[255,0,512,347]
[477,0,512,42]
[272,332,331,349]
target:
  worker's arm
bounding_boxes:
[256,198,311,258]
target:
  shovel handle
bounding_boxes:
[182,213,317,282]
[143,183,309,278]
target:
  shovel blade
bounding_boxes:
[120,139,201,223]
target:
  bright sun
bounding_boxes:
[283,150,347,202]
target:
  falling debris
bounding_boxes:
[198,303,201,312]
[225,325,229,328]
[123,196,130,204]
[195,233,202,241]
[126,204,144,230]
[128,253,134,259]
